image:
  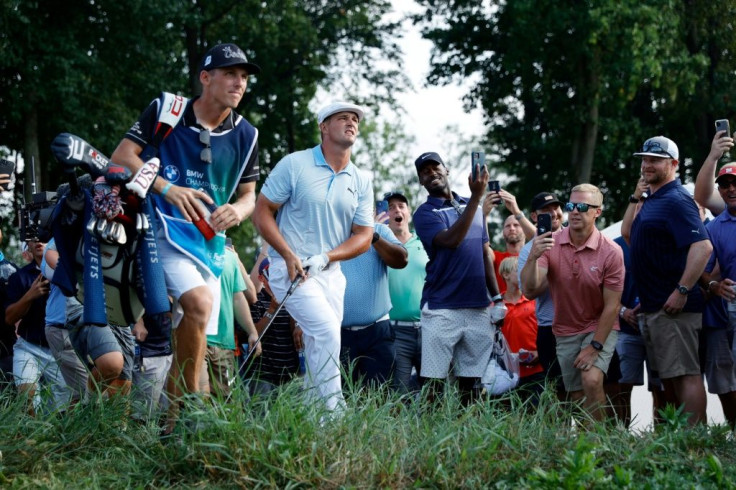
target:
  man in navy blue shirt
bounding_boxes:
[701,162,736,428]
[413,152,502,405]
[0,220,18,391]
[622,135,713,426]
[5,240,70,414]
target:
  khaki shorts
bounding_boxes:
[641,310,701,379]
[199,345,236,398]
[556,331,618,392]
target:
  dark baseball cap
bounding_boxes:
[383,191,408,204]
[200,43,261,75]
[414,152,446,170]
[531,192,562,211]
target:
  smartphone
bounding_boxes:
[375,199,388,215]
[471,151,485,182]
[487,180,501,204]
[0,159,15,192]
[715,119,730,137]
[536,213,551,236]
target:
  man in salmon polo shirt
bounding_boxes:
[521,183,624,421]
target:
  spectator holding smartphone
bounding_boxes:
[517,192,565,397]
[413,151,502,406]
[521,184,624,422]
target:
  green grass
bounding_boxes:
[1,381,734,489]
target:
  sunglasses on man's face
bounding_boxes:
[718,179,736,190]
[200,129,212,163]
[564,202,600,213]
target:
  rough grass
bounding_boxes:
[1,381,734,489]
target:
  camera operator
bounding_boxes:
[5,239,71,415]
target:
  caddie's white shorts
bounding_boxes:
[156,235,221,336]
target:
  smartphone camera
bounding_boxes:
[487,180,501,204]
[0,159,15,192]
[375,199,389,215]
[471,151,485,182]
[536,213,551,236]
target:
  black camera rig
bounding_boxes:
[18,190,58,242]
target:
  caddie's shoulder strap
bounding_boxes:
[152,92,189,149]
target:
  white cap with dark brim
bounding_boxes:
[317,102,365,124]
[633,136,679,160]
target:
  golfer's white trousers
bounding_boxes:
[269,259,345,412]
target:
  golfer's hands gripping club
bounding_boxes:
[302,254,329,278]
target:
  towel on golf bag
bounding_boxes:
[481,327,520,395]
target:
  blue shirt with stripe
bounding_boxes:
[703,209,736,328]
[260,145,374,259]
[413,193,490,309]
[342,224,402,326]
[630,179,708,313]
[518,238,554,327]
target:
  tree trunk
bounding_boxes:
[572,47,600,185]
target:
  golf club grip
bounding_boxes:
[241,271,305,366]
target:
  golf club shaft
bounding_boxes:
[241,269,306,365]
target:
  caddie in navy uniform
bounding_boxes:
[111,43,261,434]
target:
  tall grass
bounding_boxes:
[1,380,734,488]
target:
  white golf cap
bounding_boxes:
[317,101,366,124]
[633,136,679,160]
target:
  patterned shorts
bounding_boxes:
[420,305,492,378]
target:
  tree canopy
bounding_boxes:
[0,0,406,261]
[414,0,736,223]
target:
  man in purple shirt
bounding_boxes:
[412,152,501,405]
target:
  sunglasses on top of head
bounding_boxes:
[639,142,674,159]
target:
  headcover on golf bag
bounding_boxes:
[48,133,170,327]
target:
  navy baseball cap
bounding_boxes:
[383,191,408,204]
[530,192,562,211]
[414,152,446,170]
[200,43,261,75]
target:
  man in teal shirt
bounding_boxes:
[385,191,429,394]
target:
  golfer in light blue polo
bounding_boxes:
[253,101,374,413]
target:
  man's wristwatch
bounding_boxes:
[676,284,690,295]
[619,306,627,317]
[514,213,523,221]
[628,194,640,204]
[372,231,380,244]
[590,340,604,351]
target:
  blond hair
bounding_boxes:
[499,256,518,277]
[571,183,603,207]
